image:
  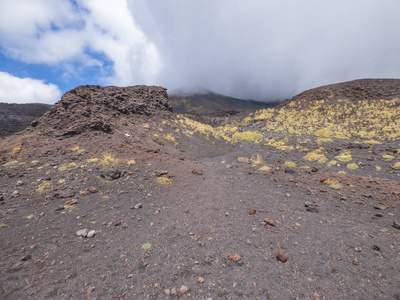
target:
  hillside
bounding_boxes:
[0,103,51,137]
[169,89,278,116]
[0,80,399,299]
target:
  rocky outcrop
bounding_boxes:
[32,85,172,137]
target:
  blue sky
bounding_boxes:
[1,0,400,104]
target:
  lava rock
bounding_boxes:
[276,252,288,263]
[100,167,121,181]
[306,207,320,213]
[264,218,277,227]
[191,169,203,175]
[248,208,256,215]
[76,229,90,237]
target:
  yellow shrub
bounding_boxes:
[101,155,120,166]
[336,151,352,162]
[284,161,297,168]
[347,163,359,170]
[232,131,263,142]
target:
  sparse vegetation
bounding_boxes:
[347,163,359,170]
[232,131,262,142]
[336,151,352,162]
[284,161,297,168]
[156,177,171,185]
[101,154,120,166]
[37,182,52,192]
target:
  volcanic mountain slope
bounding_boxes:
[169,89,278,116]
[0,103,51,137]
[0,80,400,300]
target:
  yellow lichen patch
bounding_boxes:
[327,160,338,167]
[392,162,400,169]
[314,129,333,137]
[383,155,394,161]
[163,134,177,145]
[142,123,150,129]
[259,165,271,172]
[3,160,19,167]
[324,179,342,190]
[232,131,263,142]
[251,154,264,165]
[303,151,328,163]
[100,155,120,166]
[376,165,382,171]
[70,146,80,151]
[67,162,77,168]
[317,138,333,143]
[127,160,136,166]
[336,151,352,162]
[284,161,297,168]
[87,158,99,163]
[237,157,249,163]
[37,182,52,192]
[156,177,171,185]
[11,144,22,154]
[347,163,359,170]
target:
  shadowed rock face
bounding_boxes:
[0,103,51,137]
[32,85,172,137]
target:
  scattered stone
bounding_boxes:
[79,190,89,196]
[87,230,96,238]
[114,221,121,226]
[16,180,23,186]
[0,194,3,201]
[304,201,313,207]
[374,213,383,217]
[372,245,380,251]
[225,212,230,216]
[185,208,189,213]
[251,227,256,232]
[122,223,128,228]
[306,207,320,213]
[311,167,318,173]
[55,205,65,212]
[179,285,189,294]
[171,288,177,294]
[374,204,388,210]
[228,253,242,263]
[354,247,362,252]
[276,252,288,263]
[264,218,277,227]
[165,289,171,295]
[260,221,267,226]
[191,169,203,175]
[154,170,168,177]
[89,186,98,193]
[352,258,359,265]
[21,255,31,261]
[127,274,134,278]
[198,277,205,284]
[226,164,232,169]
[392,221,400,230]
[100,167,122,181]
[131,203,142,209]
[364,194,373,198]
[54,189,75,199]
[284,167,295,174]
[11,190,20,198]
[248,208,256,215]
[76,229,90,237]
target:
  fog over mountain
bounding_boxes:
[129,0,400,101]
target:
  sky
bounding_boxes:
[0,1,400,104]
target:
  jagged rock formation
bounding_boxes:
[31,85,172,137]
[0,103,51,137]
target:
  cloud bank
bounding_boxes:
[129,0,400,100]
[0,72,61,104]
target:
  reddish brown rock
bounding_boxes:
[248,208,256,215]
[276,252,288,263]
[191,169,203,175]
[264,218,277,227]
[89,186,98,193]
[228,253,242,263]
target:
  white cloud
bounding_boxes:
[130,0,400,100]
[0,0,161,86]
[0,72,61,104]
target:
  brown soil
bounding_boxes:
[0,83,399,300]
